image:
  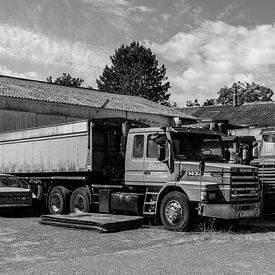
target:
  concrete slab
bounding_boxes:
[40,213,145,233]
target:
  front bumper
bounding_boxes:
[198,202,262,219]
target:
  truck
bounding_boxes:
[0,118,261,230]
[251,128,275,215]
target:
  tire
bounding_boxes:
[48,186,70,214]
[70,187,91,213]
[160,191,190,231]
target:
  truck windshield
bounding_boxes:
[171,132,224,162]
[259,134,275,157]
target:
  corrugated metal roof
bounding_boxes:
[179,101,275,127]
[0,75,196,120]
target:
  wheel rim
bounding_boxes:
[73,194,85,212]
[165,200,183,223]
[51,193,62,213]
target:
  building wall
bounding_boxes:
[0,96,172,132]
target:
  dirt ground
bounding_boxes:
[0,210,274,274]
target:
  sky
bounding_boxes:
[1,0,275,106]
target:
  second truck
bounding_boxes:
[0,118,261,230]
[251,127,275,215]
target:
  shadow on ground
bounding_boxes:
[192,215,275,234]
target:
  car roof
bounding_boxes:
[0,174,17,177]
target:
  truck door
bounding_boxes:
[124,134,145,185]
[143,134,171,186]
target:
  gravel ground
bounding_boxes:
[0,211,274,274]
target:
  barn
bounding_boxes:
[0,75,196,132]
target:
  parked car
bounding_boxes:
[0,174,32,209]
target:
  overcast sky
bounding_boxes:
[0,0,275,106]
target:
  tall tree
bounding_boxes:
[217,82,273,105]
[96,41,171,105]
[47,73,84,88]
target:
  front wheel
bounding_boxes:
[160,191,190,231]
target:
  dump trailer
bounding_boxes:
[251,128,275,214]
[0,118,262,231]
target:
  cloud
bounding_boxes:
[79,0,129,17]
[78,0,152,17]
[128,6,153,13]
[0,64,40,80]
[146,21,275,105]
[0,23,109,85]
[216,4,236,20]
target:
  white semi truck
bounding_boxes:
[0,118,261,230]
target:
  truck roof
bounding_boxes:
[129,126,221,136]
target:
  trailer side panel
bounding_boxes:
[0,121,91,174]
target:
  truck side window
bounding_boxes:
[147,135,158,158]
[147,134,168,158]
[133,135,144,158]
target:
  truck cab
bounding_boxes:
[125,126,261,230]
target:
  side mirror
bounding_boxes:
[157,144,166,162]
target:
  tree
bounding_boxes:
[203,98,215,106]
[46,73,84,88]
[96,41,171,105]
[217,82,273,105]
[186,98,200,107]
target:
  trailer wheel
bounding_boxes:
[48,186,70,214]
[160,191,190,231]
[70,187,91,213]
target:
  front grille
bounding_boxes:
[0,192,31,204]
[231,171,259,201]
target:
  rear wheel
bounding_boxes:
[70,187,91,213]
[160,191,190,231]
[48,186,70,214]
